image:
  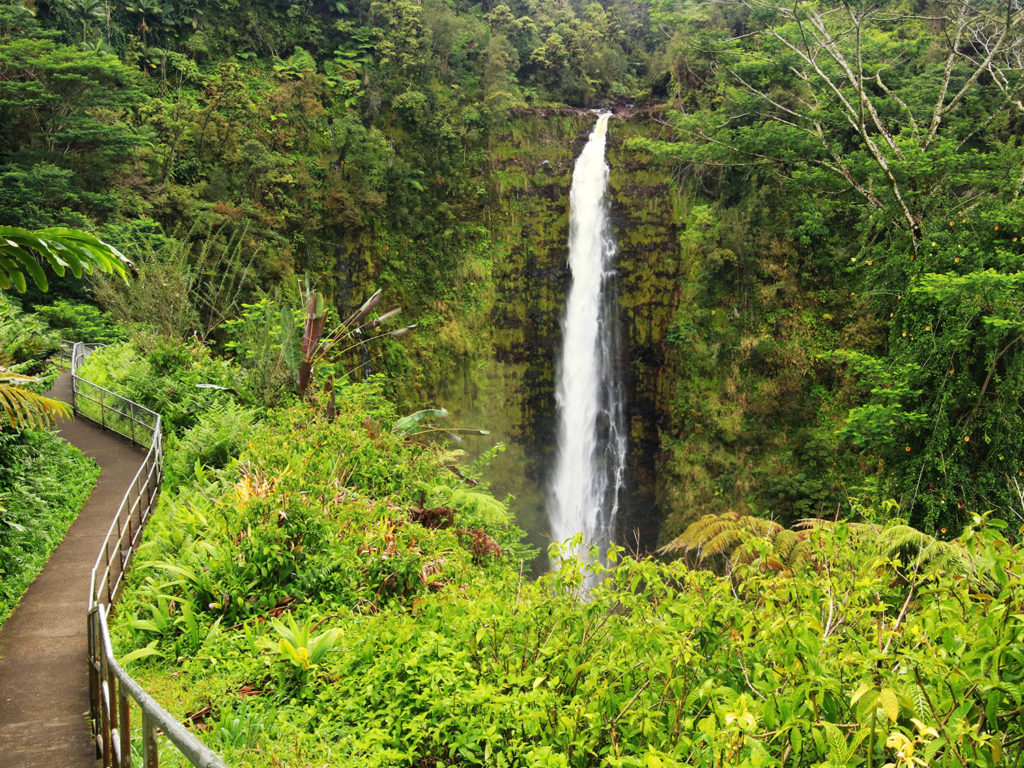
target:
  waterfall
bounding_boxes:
[548,112,628,572]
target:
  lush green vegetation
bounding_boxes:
[0,428,99,625]
[81,339,1022,768]
[3,0,1023,533]
[0,295,100,625]
[4,0,1024,764]
[628,1,1024,537]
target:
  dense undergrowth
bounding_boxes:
[0,429,98,626]
[0,295,102,626]
[71,337,1022,768]
[115,431,1024,767]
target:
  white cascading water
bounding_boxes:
[548,112,628,572]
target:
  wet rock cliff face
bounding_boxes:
[440,112,683,562]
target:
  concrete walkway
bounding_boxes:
[0,372,144,766]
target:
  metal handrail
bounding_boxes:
[68,341,229,768]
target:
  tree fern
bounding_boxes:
[875,524,965,573]
[659,511,798,573]
[797,518,966,574]
[662,511,969,577]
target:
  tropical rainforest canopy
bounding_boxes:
[2,0,1024,766]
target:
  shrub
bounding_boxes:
[164,403,258,489]
[76,335,242,434]
[31,298,127,345]
[0,293,60,372]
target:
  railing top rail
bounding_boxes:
[87,431,161,608]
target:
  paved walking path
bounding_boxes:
[0,371,144,766]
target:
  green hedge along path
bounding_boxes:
[0,371,144,767]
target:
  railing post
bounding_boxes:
[119,688,131,768]
[106,539,114,605]
[101,388,106,430]
[103,665,114,768]
[142,711,158,768]
[89,610,102,758]
[117,505,126,589]
[143,457,152,516]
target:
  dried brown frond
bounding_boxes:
[409,505,455,529]
[458,528,502,560]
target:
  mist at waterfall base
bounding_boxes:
[548,113,629,578]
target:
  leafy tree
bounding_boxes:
[0,4,143,222]
[644,0,1024,244]
[639,0,1024,532]
[836,206,1024,531]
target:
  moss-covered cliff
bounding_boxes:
[435,111,684,556]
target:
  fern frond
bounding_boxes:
[731,541,759,567]
[773,529,800,561]
[788,538,816,565]
[878,525,932,557]
[658,512,740,556]
[700,527,745,558]
[878,525,965,573]
[741,516,782,537]
[795,518,875,537]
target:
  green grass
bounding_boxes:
[0,428,100,627]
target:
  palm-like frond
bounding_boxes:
[794,518,876,536]
[0,370,71,428]
[658,510,742,556]
[0,225,129,293]
[701,526,745,558]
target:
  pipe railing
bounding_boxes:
[67,341,229,768]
